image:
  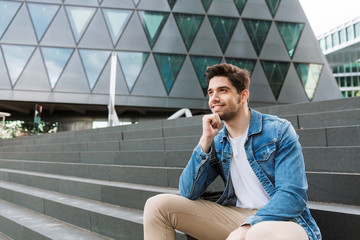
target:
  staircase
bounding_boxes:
[0,97,359,240]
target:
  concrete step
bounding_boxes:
[308,201,360,240]
[0,160,183,188]
[0,181,144,239]
[0,232,12,240]
[0,168,178,211]
[0,199,111,240]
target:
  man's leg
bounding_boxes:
[246,221,309,240]
[143,194,256,240]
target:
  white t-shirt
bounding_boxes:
[230,130,270,209]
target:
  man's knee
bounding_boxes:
[144,194,181,219]
[246,221,307,240]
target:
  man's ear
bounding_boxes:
[241,89,250,102]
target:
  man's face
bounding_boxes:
[207,76,243,121]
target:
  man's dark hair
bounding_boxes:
[204,63,251,93]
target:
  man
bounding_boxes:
[144,63,321,240]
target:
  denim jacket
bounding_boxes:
[179,108,321,240]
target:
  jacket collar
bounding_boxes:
[221,108,262,141]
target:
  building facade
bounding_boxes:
[318,17,360,98]
[0,0,341,128]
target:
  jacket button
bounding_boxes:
[201,156,206,160]
[222,159,226,163]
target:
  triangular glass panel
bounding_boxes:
[208,16,239,53]
[79,49,111,90]
[276,21,304,58]
[225,58,256,73]
[118,51,149,92]
[27,3,60,42]
[243,18,272,55]
[138,11,169,49]
[261,60,290,99]
[102,8,132,46]
[98,0,103,4]
[2,44,35,86]
[0,1,22,38]
[201,0,212,11]
[265,0,281,17]
[173,13,204,51]
[153,53,186,94]
[41,47,74,89]
[168,0,177,9]
[65,6,96,43]
[133,0,140,6]
[234,0,247,15]
[190,55,222,96]
[294,63,323,101]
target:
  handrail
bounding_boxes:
[167,108,192,120]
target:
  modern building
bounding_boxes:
[0,0,341,130]
[318,16,360,98]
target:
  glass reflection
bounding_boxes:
[66,6,96,43]
[261,60,290,99]
[138,11,169,48]
[276,21,304,58]
[295,63,323,101]
[243,19,272,55]
[118,51,149,92]
[102,8,132,46]
[41,47,74,88]
[79,49,111,90]
[208,16,238,53]
[28,3,59,42]
[174,13,204,51]
[0,1,22,38]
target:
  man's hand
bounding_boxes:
[199,114,221,153]
[226,225,251,240]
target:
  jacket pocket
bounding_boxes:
[253,142,276,162]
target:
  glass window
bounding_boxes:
[325,35,332,49]
[355,22,360,38]
[294,63,323,101]
[41,47,74,88]
[332,66,338,73]
[79,49,111,90]
[27,3,59,42]
[351,62,358,72]
[346,76,352,87]
[153,53,186,94]
[65,6,96,43]
[340,77,346,87]
[331,32,339,47]
[353,76,359,87]
[276,21,304,58]
[190,55,222,96]
[208,16,238,53]
[354,90,359,97]
[118,51,149,92]
[173,13,204,51]
[341,91,346,98]
[167,0,177,9]
[345,63,351,73]
[338,29,346,44]
[0,1,22,38]
[319,39,325,51]
[201,0,212,11]
[261,60,290,99]
[339,65,345,73]
[347,91,353,97]
[102,9,132,46]
[225,58,256,73]
[234,0,247,15]
[346,25,354,41]
[138,11,169,49]
[243,19,272,55]
[2,44,35,86]
[265,0,280,17]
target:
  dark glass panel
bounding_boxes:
[153,53,186,94]
[234,0,247,15]
[173,13,204,51]
[276,21,304,58]
[243,18,271,55]
[208,16,238,53]
[225,58,256,73]
[261,60,290,99]
[138,11,169,48]
[167,0,177,9]
[265,0,281,17]
[201,0,212,11]
[190,55,222,96]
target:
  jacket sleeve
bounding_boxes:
[244,121,308,226]
[179,144,219,199]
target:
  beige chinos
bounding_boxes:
[144,194,309,240]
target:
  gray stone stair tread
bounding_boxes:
[0,232,12,240]
[0,181,143,223]
[0,168,179,194]
[308,201,360,215]
[0,199,110,240]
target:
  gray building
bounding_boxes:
[0,0,341,130]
